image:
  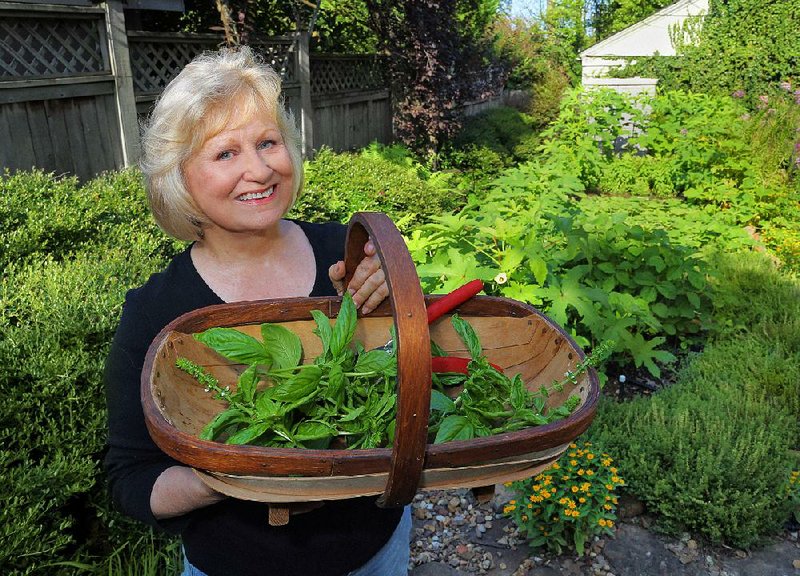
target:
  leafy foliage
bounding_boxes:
[179,303,589,448]
[407,164,730,376]
[291,146,459,231]
[616,0,800,103]
[587,250,800,548]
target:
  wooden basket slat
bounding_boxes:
[194,445,565,503]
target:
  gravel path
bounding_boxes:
[408,488,800,576]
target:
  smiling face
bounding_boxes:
[182,110,295,242]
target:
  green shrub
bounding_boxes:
[409,166,739,376]
[450,106,538,163]
[586,252,800,548]
[0,169,181,269]
[588,374,797,548]
[0,245,170,573]
[292,147,458,230]
[0,169,180,574]
[528,65,571,128]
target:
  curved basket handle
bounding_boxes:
[344,212,431,508]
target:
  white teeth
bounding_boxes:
[238,186,274,201]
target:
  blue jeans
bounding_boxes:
[181,505,411,576]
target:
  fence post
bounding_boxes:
[104,0,140,166]
[295,29,314,158]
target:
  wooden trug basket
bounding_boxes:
[142,212,600,515]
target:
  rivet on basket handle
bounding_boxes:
[343,212,432,508]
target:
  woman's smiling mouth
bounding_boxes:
[237,186,275,201]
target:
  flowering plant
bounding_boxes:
[789,470,800,524]
[503,441,625,555]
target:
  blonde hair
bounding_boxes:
[139,46,303,241]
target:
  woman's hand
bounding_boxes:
[151,466,227,520]
[329,240,388,315]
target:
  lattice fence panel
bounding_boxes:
[129,35,295,96]
[0,15,106,79]
[311,56,387,95]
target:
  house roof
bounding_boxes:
[580,0,708,58]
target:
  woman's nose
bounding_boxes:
[243,147,272,181]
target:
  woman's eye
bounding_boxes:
[257,139,275,150]
[217,150,233,160]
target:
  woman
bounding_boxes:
[104,46,410,576]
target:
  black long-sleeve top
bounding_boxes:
[104,220,403,576]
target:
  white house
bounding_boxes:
[579,0,709,95]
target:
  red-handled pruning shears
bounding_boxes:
[431,355,503,375]
[426,280,503,375]
[425,279,485,324]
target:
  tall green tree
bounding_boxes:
[589,0,672,41]
[542,0,587,82]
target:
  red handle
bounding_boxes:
[426,280,484,324]
[431,356,503,374]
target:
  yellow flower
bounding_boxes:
[577,469,585,476]
[598,519,607,527]
[586,453,594,460]
[607,520,614,527]
[585,470,594,476]
[602,458,612,467]
[571,486,579,493]
[610,467,618,474]
[521,514,528,521]
[579,497,586,503]
[551,463,560,470]
[569,443,577,449]
[570,460,578,466]
[604,504,612,510]
[606,484,614,490]
[559,497,569,505]
[581,483,591,492]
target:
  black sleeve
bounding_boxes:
[103,289,188,532]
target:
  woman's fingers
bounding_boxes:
[351,266,387,314]
[329,240,388,314]
[328,261,346,296]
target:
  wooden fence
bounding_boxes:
[0,0,392,181]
